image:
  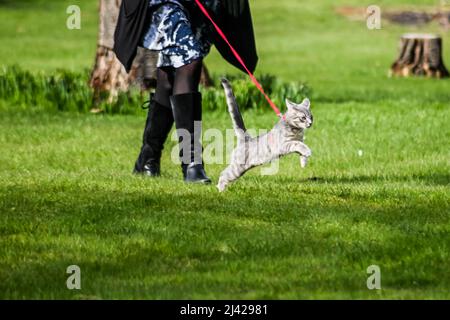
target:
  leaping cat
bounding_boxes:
[217,78,314,192]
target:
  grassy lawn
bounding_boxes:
[0,0,449,299]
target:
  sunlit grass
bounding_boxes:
[0,99,448,299]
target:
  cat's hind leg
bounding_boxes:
[217,163,247,192]
[217,176,228,192]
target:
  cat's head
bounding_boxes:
[284,98,313,129]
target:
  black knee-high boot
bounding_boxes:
[170,92,211,184]
[134,95,174,176]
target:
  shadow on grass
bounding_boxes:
[300,172,450,186]
[1,177,449,298]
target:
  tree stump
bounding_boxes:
[390,33,449,78]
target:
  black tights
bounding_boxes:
[154,59,203,107]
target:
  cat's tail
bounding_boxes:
[221,78,247,139]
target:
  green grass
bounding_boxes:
[0,0,449,299]
[0,102,448,299]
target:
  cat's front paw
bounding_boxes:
[300,156,308,168]
[300,148,312,168]
[303,148,312,158]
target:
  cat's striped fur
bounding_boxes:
[217,78,313,192]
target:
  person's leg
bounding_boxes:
[155,67,175,107]
[134,67,175,176]
[170,58,211,183]
[172,58,203,95]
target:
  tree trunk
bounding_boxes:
[390,33,449,78]
[89,0,158,101]
[90,0,213,102]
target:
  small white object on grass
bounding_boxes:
[358,149,364,157]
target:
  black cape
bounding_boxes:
[113,0,258,73]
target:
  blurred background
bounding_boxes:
[1,0,449,103]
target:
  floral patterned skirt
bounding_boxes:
[142,0,219,68]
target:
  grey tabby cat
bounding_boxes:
[217,78,313,192]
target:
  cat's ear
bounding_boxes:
[301,98,310,109]
[285,98,297,110]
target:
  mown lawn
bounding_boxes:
[0,0,449,299]
[1,100,449,299]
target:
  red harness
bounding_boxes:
[194,0,284,119]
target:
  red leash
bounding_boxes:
[194,0,283,118]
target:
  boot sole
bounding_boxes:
[184,179,212,184]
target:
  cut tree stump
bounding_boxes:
[390,33,449,78]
